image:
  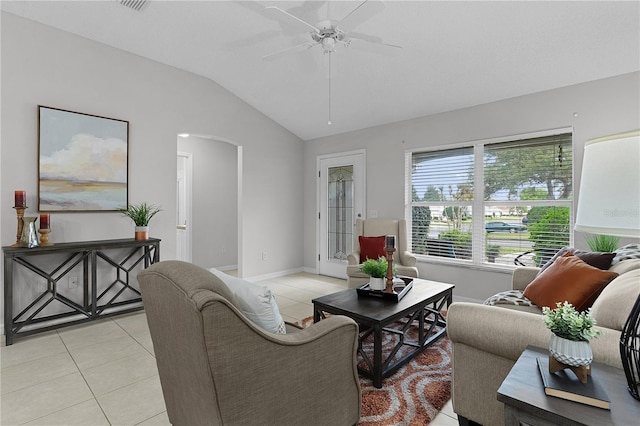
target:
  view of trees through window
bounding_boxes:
[409,133,573,267]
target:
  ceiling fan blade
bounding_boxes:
[264,6,320,34]
[347,32,403,49]
[337,0,386,33]
[346,31,383,44]
[262,41,319,61]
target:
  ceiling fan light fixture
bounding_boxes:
[322,37,336,53]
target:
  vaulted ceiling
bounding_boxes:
[2,1,639,141]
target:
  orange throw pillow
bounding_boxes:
[523,253,619,311]
[359,235,386,261]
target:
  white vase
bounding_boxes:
[369,277,386,291]
[549,334,593,367]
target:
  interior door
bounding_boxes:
[176,152,192,262]
[318,151,365,278]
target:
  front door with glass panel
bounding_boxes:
[318,152,365,278]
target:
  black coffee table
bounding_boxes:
[312,278,454,388]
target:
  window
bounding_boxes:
[407,131,573,267]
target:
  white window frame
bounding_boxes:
[405,127,574,269]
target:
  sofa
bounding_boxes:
[448,256,640,426]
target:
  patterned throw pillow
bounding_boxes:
[484,290,535,307]
[612,243,640,265]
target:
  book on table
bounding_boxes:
[536,357,610,410]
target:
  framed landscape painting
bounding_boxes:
[38,106,129,212]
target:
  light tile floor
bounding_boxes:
[1,272,457,425]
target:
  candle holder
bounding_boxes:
[11,206,27,247]
[385,247,396,293]
[38,229,53,246]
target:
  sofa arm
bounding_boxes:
[448,302,551,361]
[347,251,360,265]
[448,302,623,368]
[399,250,417,267]
[213,312,362,425]
[511,267,540,291]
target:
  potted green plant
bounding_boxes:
[120,202,161,240]
[542,301,601,367]
[585,234,620,252]
[361,257,388,290]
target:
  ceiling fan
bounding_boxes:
[262,1,402,125]
[262,0,402,60]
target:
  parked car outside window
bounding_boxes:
[484,221,527,233]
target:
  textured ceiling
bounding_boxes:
[2,1,639,141]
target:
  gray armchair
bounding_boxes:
[139,260,361,426]
[346,218,419,287]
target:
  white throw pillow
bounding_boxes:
[209,268,286,334]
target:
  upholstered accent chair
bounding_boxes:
[139,260,361,426]
[346,218,419,288]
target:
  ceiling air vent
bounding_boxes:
[118,0,147,12]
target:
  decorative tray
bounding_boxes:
[356,276,413,302]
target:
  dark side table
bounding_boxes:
[497,346,640,425]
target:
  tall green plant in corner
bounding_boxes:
[585,234,620,252]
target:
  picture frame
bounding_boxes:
[38,106,129,212]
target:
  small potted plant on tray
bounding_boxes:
[120,202,161,240]
[543,301,601,368]
[361,257,389,291]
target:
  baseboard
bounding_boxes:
[303,266,318,274]
[215,264,238,272]
[246,267,306,282]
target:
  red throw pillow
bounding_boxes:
[523,253,619,311]
[359,235,386,261]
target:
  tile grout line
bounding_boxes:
[11,328,106,426]
[58,323,114,426]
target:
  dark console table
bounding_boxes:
[3,238,160,345]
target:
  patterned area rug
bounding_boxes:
[298,316,452,425]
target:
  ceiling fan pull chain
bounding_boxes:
[328,52,332,126]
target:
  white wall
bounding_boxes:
[303,72,640,301]
[177,136,238,270]
[1,13,304,328]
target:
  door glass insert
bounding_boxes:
[327,165,353,261]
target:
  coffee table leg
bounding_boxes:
[373,324,383,388]
[313,304,321,323]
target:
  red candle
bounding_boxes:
[14,190,26,207]
[40,214,50,229]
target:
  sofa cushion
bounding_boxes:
[538,247,615,274]
[609,258,640,275]
[359,235,386,261]
[523,253,619,311]
[209,268,286,334]
[591,269,640,331]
